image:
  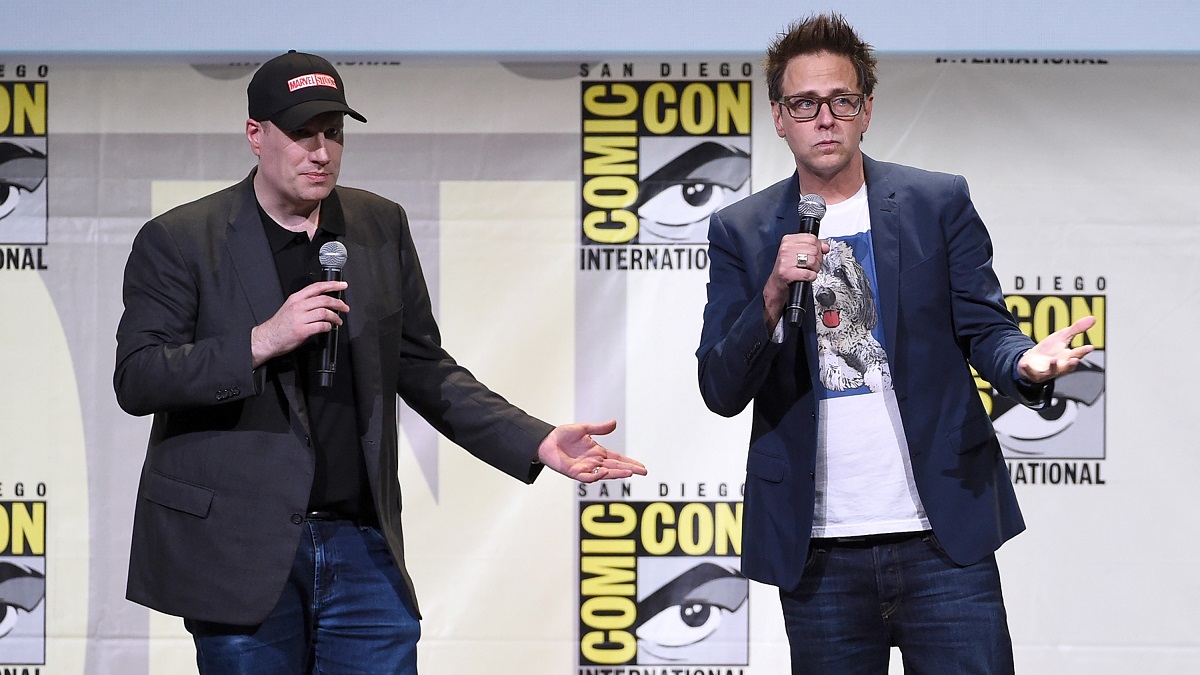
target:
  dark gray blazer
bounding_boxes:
[115,172,552,624]
[697,156,1044,591]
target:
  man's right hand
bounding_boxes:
[763,233,827,329]
[251,281,349,368]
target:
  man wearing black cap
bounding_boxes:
[114,51,645,673]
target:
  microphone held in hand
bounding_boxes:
[317,240,348,388]
[786,193,826,327]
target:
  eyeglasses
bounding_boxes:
[775,93,865,121]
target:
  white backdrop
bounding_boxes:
[1,52,1197,673]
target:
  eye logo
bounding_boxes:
[0,142,47,224]
[993,359,1105,455]
[635,141,750,244]
[634,562,748,663]
[0,562,45,644]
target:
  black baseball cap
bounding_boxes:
[247,50,367,130]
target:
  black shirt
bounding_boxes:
[259,202,375,522]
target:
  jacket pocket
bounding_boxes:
[142,469,214,518]
[746,452,786,482]
[947,412,997,455]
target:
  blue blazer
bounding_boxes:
[697,156,1043,591]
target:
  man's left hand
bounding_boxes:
[537,420,648,483]
[1017,315,1097,384]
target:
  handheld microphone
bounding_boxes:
[317,240,348,388]
[785,193,826,327]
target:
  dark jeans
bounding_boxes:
[779,532,1014,674]
[185,519,420,674]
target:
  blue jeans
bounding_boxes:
[779,532,1013,675]
[185,520,420,674]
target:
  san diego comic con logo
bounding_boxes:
[579,63,753,272]
[577,491,749,673]
[0,499,47,668]
[977,277,1107,485]
[1,66,50,270]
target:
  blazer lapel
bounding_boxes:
[767,173,815,391]
[863,156,901,374]
[225,174,285,325]
[766,173,802,291]
[224,172,312,441]
[328,190,386,474]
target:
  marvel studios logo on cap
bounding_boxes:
[247,50,367,130]
[287,73,338,92]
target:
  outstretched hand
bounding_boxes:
[1017,315,1096,384]
[537,420,647,483]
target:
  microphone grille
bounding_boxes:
[798,193,827,219]
[318,241,348,269]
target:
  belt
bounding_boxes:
[304,510,345,521]
[304,510,380,527]
[811,530,929,548]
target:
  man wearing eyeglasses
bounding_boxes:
[696,13,1094,674]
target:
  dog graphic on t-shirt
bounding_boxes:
[813,239,892,393]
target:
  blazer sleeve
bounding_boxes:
[113,218,260,417]
[941,175,1042,405]
[386,203,552,481]
[696,209,785,418]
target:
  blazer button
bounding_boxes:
[291,513,303,525]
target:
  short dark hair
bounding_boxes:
[764,13,878,101]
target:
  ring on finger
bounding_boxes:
[796,253,809,269]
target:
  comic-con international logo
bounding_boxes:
[1,74,49,269]
[577,500,748,673]
[975,283,1106,485]
[579,72,751,271]
[0,501,47,667]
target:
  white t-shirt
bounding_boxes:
[807,184,929,538]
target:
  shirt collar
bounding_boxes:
[258,195,346,253]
